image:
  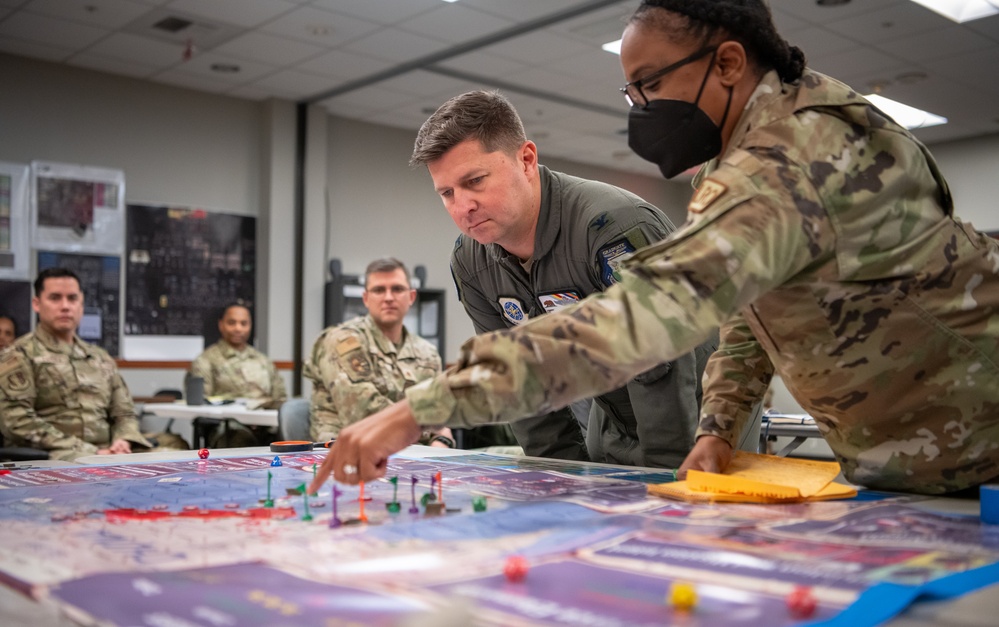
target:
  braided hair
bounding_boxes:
[633,0,805,83]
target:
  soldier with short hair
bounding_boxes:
[0,268,186,460]
[312,0,999,497]
[189,303,287,446]
[0,315,16,350]
[304,259,452,447]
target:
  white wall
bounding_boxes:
[927,132,999,231]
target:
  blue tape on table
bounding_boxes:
[801,561,999,627]
[981,483,999,525]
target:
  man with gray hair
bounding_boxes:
[410,90,734,468]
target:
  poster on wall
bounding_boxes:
[0,162,30,280]
[37,252,121,356]
[0,280,32,339]
[123,204,255,360]
[31,161,125,255]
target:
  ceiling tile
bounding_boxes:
[436,50,528,79]
[378,69,484,99]
[79,31,185,68]
[26,0,152,29]
[259,5,381,47]
[399,4,514,44]
[481,30,595,65]
[309,0,440,26]
[458,0,587,22]
[770,0,910,23]
[0,36,75,61]
[214,30,325,66]
[152,68,231,93]
[0,11,109,49]
[875,24,994,62]
[782,26,858,58]
[823,3,945,43]
[152,49,279,84]
[246,68,339,98]
[295,48,392,81]
[342,26,448,62]
[164,0,298,28]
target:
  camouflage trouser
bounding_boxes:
[138,431,190,452]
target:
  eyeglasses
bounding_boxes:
[366,285,410,296]
[620,45,717,108]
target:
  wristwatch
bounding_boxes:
[419,430,455,448]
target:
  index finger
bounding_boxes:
[308,443,339,494]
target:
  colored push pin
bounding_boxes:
[358,482,369,523]
[386,477,401,513]
[472,496,487,512]
[270,456,282,467]
[409,476,420,514]
[503,555,529,583]
[263,470,274,508]
[425,471,446,516]
[786,585,817,619]
[293,483,313,521]
[198,448,209,460]
[668,581,697,611]
[330,485,343,528]
[310,463,318,496]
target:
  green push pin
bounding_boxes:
[297,483,313,521]
[386,476,401,513]
[472,496,487,512]
[263,470,274,508]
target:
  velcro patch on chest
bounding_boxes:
[335,336,362,357]
[689,179,728,214]
[538,291,582,314]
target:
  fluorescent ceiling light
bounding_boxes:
[909,0,999,23]
[602,38,622,54]
[864,94,948,129]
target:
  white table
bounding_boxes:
[142,402,279,448]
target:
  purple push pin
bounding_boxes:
[329,485,343,528]
[409,475,419,514]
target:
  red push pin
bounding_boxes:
[786,585,817,618]
[198,448,209,460]
[503,555,529,583]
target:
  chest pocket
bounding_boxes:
[74,357,114,409]
[35,357,70,410]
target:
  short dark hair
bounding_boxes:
[410,90,527,167]
[219,302,251,321]
[633,0,805,83]
[34,267,82,297]
[364,258,410,288]
[0,315,15,334]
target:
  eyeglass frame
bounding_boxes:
[620,45,718,108]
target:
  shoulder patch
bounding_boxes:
[0,353,23,379]
[4,370,29,392]
[335,336,363,357]
[597,239,637,286]
[538,291,582,314]
[689,179,728,214]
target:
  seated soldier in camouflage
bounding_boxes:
[304,258,453,448]
[0,268,186,461]
[189,303,287,446]
[0,315,17,350]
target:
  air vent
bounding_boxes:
[153,17,194,34]
[123,8,243,51]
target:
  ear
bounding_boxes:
[518,140,538,176]
[361,290,371,310]
[715,40,747,87]
[407,289,417,306]
[31,296,40,314]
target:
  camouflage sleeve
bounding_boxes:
[106,360,150,446]
[270,360,287,404]
[315,330,393,425]
[697,313,775,446]
[406,158,826,429]
[0,350,100,457]
[189,351,215,397]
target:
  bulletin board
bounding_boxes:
[0,162,30,280]
[31,161,125,255]
[37,251,121,356]
[123,204,255,360]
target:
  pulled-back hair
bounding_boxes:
[633,0,805,83]
[410,90,527,167]
[364,258,410,287]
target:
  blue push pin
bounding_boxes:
[270,456,283,467]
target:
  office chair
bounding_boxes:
[0,432,49,462]
[278,398,311,441]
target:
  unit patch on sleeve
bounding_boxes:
[598,239,636,286]
[537,291,582,314]
[498,297,528,326]
[689,179,728,213]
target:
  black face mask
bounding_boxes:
[627,56,732,179]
